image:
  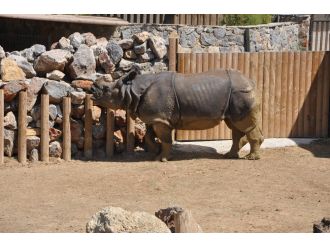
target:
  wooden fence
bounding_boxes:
[310,15,330,51]
[175,51,330,141]
[96,14,166,24]
[172,14,223,26]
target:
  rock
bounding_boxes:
[31,105,41,121]
[2,80,28,102]
[27,115,33,125]
[124,49,137,60]
[49,141,62,158]
[46,70,65,81]
[50,42,59,50]
[106,41,123,65]
[96,37,108,47]
[134,118,146,145]
[70,91,86,105]
[71,80,94,91]
[71,119,83,143]
[95,74,113,85]
[133,31,150,44]
[43,80,74,103]
[68,44,96,80]
[49,104,58,120]
[68,32,84,50]
[201,32,218,46]
[134,42,147,55]
[179,29,198,48]
[138,50,155,63]
[58,37,74,53]
[20,48,34,63]
[0,45,5,59]
[34,49,72,74]
[115,109,126,127]
[49,127,62,141]
[31,44,46,58]
[114,129,124,143]
[0,58,26,81]
[4,129,16,157]
[98,52,115,74]
[7,55,36,78]
[313,218,330,233]
[27,136,40,153]
[86,207,170,233]
[4,111,17,130]
[29,149,39,162]
[92,123,106,139]
[55,105,63,123]
[148,36,167,59]
[82,32,97,47]
[119,59,134,71]
[155,207,183,233]
[26,77,47,111]
[214,27,226,39]
[92,106,102,122]
[117,39,134,50]
[71,104,85,119]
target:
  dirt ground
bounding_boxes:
[0,141,329,233]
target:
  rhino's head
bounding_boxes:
[91,70,137,109]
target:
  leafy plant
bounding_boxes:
[221,14,273,26]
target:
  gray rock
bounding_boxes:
[29,149,39,162]
[98,51,115,74]
[31,105,41,121]
[148,36,167,59]
[27,136,40,153]
[49,141,62,158]
[70,91,86,105]
[20,48,34,63]
[68,32,84,50]
[49,104,58,120]
[92,123,106,140]
[58,37,74,53]
[121,26,142,39]
[4,111,17,129]
[118,59,134,71]
[117,39,134,50]
[26,77,47,111]
[4,129,16,157]
[46,70,65,81]
[43,80,74,103]
[132,31,150,44]
[27,115,33,125]
[2,80,28,102]
[106,41,123,65]
[134,42,147,55]
[86,207,170,233]
[82,32,97,47]
[179,29,198,48]
[138,50,155,63]
[71,104,85,119]
[34,49,72,74]
[31,44,46,58]
[200,33,218,46]
[68,44,96,80]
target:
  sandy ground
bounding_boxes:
[0,139,329,233]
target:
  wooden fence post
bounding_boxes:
[106,108,115,158]
[18,91,27,163]
[169,33,178,72]
[40,94,49,162]
[62,97,71,161]
[84,94,93,159]
[0,90,4,165]
[126,111,135,153]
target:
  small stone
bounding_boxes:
[70,91,86,105]
[50,42,59,50]
[49,141,62,158]
[148,36,167,59]
[0,58,26,81]
[34,49,72,74]
[4,129,16,157]
[96,37,108,47]
[4,111,17,129]
[31,44,46,58]
[106,41,123,65]
[71,104,85,119]
[200,32,218,46]
[7,55,36,78]
[49,104,58,120]
[138,50,155,63]
[133,31,150,44]
[82,32,97,47]
[36,119,54,128]
[58,37,74,53]
[27,136,40,153]
[119,59,134,71]
[71,80,94,91]
[20,48,34,62]
[92,106,102,122]
[98,52,115,74]
[49,127,62,141]
[134,42,147,55]
[115,109,126,127]
[124,50,137,60]
[46,70,65,81]
[43,80,74,104]
[29,149,39,162]
[214,27,226,39]
[117,39,134,50]
[2,80,28,102]
[71,119,83,143]
[31,105,41,121]
[68,32,84,50]
[135,118,146,146]
[92,123,106,140]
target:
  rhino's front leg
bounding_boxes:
[144,125,161,154]
[152,123,173,162]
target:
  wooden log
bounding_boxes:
[169,36,177,72]
[274,52,282,137]
[106,108,115,158]
[292,52,301,137]
[40,94,49,162]
[0,90,4,164]
[126,111,135,152]
[174,210,203,233]
[62,97,71,161]
[18,91,27,163]
[84,94,93,159]
[257,52,264,130]
[286,52,294,137]
[315,51,325,137]
[280,52,289,137]
[268,52,276,138]
[243,52,250,77]
[309,52,320,136]
[303,52,313,137]
[262,52,270,137]
[178,53,184,73]
[321,52,330,137]
[298,51,307,137]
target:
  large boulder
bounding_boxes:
[43,80,74,103]
[7,55,36,78]
[82,32,97,47]
[71,79,94,91]
[68,44,96,80]
[2,80,28,102]
[98,51,115,74]
[68,32,84,50]
[49,141,62,158]
[148,36,167,59]
[86,207,170,233]
[34,49,72,74]
[0,58,26,81]
[4,111,17,130]
[26,77,47,111]
[27,136,40,153]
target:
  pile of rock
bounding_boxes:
[0,31,168,161]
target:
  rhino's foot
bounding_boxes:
[244,152,260,160]
[223,151,239,159]
[155,154,171,162]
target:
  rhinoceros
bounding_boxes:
[91,69,264,161]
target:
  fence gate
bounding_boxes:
[175,51,330,141]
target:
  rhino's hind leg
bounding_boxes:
[224,119,248,159]
[152,123,173,162]
[144,125,161,154]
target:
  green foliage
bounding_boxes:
[221,14,273,26]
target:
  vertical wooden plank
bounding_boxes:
[18,91,27,163]
[62,97,71,161]
[175,53,184,141]
[142,14,147,24]
[280,52,288,137]
[84,94,93,159]
[155,14,160,24]
[315,22,321,50]
[286,52,294,137]
[274,52,282,137]
[292,52,300,137]
[169,36,177,72]
[186,14,192,25]
[249,52,258,83]
[149,14,154,24]
[0,90,4,165]
[320,22,326,50]
[297,51,307,137]
[237,52,244,72]
[232,52,238,70]
[257,52,264,130]
[106,109,115,158]
[126,111,135,152]
[268,52,276,138]
[210,15,217,25]
[136,14,141,24]
[243,52,250,78]
[179,14,185,25]
[309,51,320,136]
[315,51,325,136]
[262,52,270,137]
[326,22,330,50]
[321,52,330,137]
[192,15,198,26]
[303,52,313,136]
[204,14,210,25]
[198,14,204,25]
[40,94,49,162]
